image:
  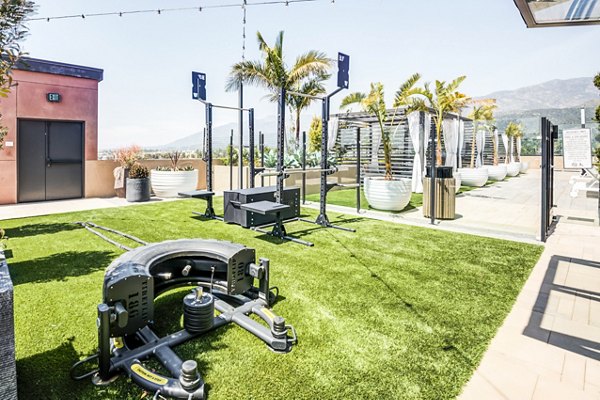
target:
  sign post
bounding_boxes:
[563,128,592,169]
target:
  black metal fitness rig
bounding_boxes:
[71,223,296,399]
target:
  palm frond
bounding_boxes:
[340,92,366,111]
[225,60,274,92]
[288,50,332,86]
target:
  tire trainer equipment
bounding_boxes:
[71,226,296,399]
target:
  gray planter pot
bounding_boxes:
[126,178,151,202]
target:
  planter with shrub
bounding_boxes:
[150,152,198,198]
[126,163,151,202]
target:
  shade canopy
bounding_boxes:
[514,0,600,27]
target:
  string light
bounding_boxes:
[27,0,335,23]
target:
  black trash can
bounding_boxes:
[425,166,453,179]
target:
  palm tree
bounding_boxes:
[412,76,469,165]
[505,121,524,162]
[226,31,332,142]
[340,74,422,180]
[467,103,496,168]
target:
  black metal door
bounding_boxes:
[17,120,83,202]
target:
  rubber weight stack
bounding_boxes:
[183,290,215,334]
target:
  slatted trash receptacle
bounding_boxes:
[0,250,17,400]
[423,177,456,220]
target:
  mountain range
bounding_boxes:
[477,77,599,114]
[158,77,599,150]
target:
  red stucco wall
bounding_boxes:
[0,69,99,204]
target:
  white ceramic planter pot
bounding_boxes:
[519,161,529,173]
[487,165,507,181]
[364,177,412,211]
[457,168,489,187]
[150,170,198,198]
[454,172,461,193]
[506,162,520,177]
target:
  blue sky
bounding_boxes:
[22,0,600,149]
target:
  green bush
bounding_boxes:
[128,163,149,179]
[308,116,322,152]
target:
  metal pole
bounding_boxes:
[356,127,361,213]
[581,107,586,129]
[97,304,111,381]
[206,104,213,194]
[239,84,244,190]
[541,117,548,242]
[302,130,306,204]
[249,108,255,188]
[276,87,286,204]
[260,132,265,187]
[205,103,215,216]
[430,118,436,225]
[315,97,330,226]
[229,129,233,191]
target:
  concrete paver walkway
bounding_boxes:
[0,196,176,221]
[460,218,600,400]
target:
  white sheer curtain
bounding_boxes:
[458,120,465,168]
[370,125,382,169]
[442,118,459,171]
[327,117,339,151]
[407,112,422,193]
[501,131,509,164]
[424,113,431,178]
[476,128,486,168]
[516,136,522,162]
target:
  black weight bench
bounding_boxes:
[241,201,313,247]
[179,190,221,220]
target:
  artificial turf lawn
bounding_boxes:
[305,186,477,212]
[2,199,543,399]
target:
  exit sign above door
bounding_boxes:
[47,93,61,103]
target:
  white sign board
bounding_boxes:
[563,128,592,169]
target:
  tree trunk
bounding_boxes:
[436,120,443,166]
[384,140,392,180]
[492,134,498,166]
[295,110,301,143]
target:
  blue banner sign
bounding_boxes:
[192,71,206,101]
[337,53,349,89]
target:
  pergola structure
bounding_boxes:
[514,0,600,27]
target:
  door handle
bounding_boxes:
[46,158,52,167]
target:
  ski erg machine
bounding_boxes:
[71,238,297,400]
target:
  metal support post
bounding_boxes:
[260,132,265,187]
[302,130,307,204]
[315,97,330,227]
[229,129,233,191]
[356,127,361,213]
[97,304,112,381]
[276,88,286,204]
[429,118,436,225]
[239,84,244,190]
[249,108,255,188]
[202,104,215,218]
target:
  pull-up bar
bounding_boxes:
[193,71,256,190]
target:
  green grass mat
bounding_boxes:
[1,199,542,399]
[305,186,478,212]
